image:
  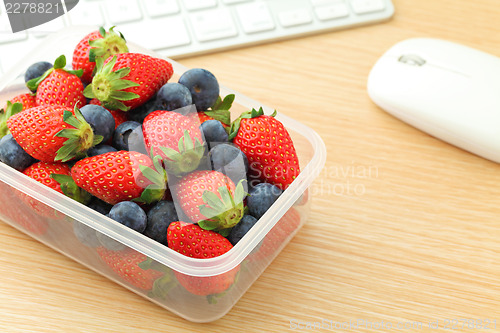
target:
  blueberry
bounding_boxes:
[73,222,100,248]
[80,104,115,143]
[179,68,220,111]
[144,200,178,245]
[247,183,282,219]
[24,61,52,92]
[200,120,228,149]
[87,144,117,157]
[209,143,248,185]
[113,121,147,153]
[108,201,147,233]
[128,96,157,123]
[155,83,193,112]
[228,214,258,246]
[87,197,113,215]
[0,134,36,171]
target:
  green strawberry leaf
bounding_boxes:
[51,173,92,204]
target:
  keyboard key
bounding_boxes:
[350,0,386,14]
[310,0,339,6]
[69,2,105,26]
[190,8,238,42]
[182,0,217,11]
[236,2,275,34]
[278,9,313,28]
[104,0,142,24]
[144,0,180,18]
[118,17,190,50]
[315,3,350,21]
[31,18,66,38]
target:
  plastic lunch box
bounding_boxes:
[0,27,326,322]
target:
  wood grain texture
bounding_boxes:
[1,0,500,331]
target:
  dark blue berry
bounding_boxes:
[228,214,258,245]
[108,201,147,233]
[179,68,220,111]
[200,119,228,149]
[113,121,147,154]
[155,83,193,112]
[0,134,36,171]
[87,144,117,157]
[24,61,52,92]
[73,221,100,248]
[145,200,178,245]
[87,197,113,215]
[209,143,249,185]
[80,104,115,143]
[128,96,157,123]
[247,183,282,219]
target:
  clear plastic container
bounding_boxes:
[0,27,326,322]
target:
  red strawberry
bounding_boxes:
[23,161,91,204]
[143,110,205,175]
[250,207,301,261]
[167,221,239,296]
[73,27,128,84]
[0,183,49,235]
[27,55,86,109]
[90,98,128,129]
[19,161,90,219]
[229,108,300,190]
[84,53,173,111]
[0,101,23,138]
[7,105,102,162]
[175,170,245,231]
[7,93,37,110]
[97,247,164,291]
[71,150,166,205]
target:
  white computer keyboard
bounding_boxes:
[0,0,394,75]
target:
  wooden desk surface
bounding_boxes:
[2,0,500,331]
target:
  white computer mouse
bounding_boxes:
[367,37,500,163]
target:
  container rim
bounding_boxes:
[0,26,327,276]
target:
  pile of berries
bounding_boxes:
[0,27,302,297]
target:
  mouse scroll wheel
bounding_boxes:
[398,54,426,66]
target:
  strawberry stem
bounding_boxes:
[83,56,139,111]
[88,26,128,63]
[54,106,102,162]
[160,130,206,176]
[198,180,247,230]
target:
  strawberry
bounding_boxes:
[97,247,165,291]
[23,161,91,204]
[167,221,239,296]
[73,27,128,84]
[19,161,91,219]
[71,150,166,205]
[84,53,173,111]
[229,108,300,190]
[250,207,301,261]
[27,55,86,109]
[90,98,128,129]
[142,110,205,175]
[175,170,246,232]
[0,102,23,138]
[7,93,37,110]
[7,105,102,162]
